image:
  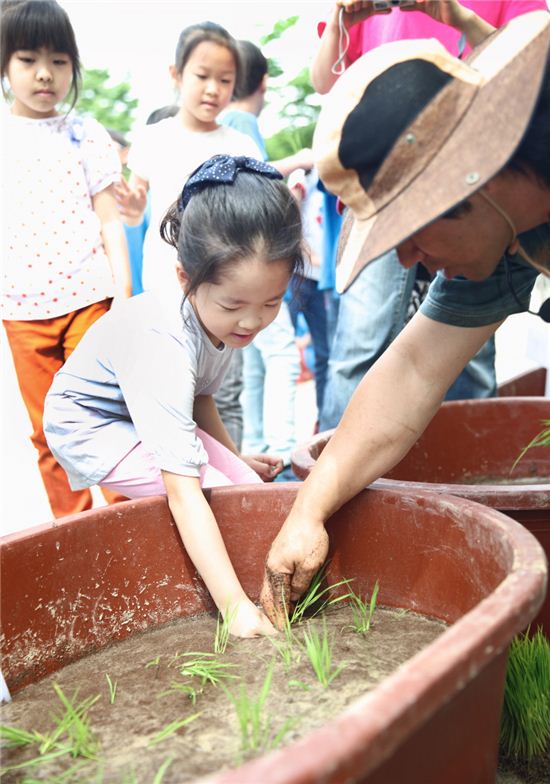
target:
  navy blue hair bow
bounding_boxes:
[177,154,282,212]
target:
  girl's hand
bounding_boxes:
[114,178,147,224]
[241,454,284,482]
[399,0,466,29]
[226,598,277,638]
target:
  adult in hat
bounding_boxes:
[261,10,550,627]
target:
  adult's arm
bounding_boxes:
[260,311,501,627]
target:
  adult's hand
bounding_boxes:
[400,0,469,30]
[260,515,329,629]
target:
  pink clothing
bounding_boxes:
[318,1,548,63]
[100,427,261,498]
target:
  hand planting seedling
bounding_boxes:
[348,581,380,634]
[223,665,296,759]
[511,419,550,472]
[302,619,346,688]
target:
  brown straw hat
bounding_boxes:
[313,10,550,292]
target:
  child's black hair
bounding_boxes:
[0,0,81,106]
[174,21,241,91]
[233,40,268,101]
[160,174,304,298]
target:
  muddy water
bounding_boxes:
[1,605,446,783]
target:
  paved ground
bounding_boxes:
[1,305,548,536]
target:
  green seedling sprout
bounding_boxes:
[152,756,175,784]
[224,665,295,758]
[511,419,550,473]
[290,564,352,625]
[500,627,550,760]
[214,606,237,654]
[105,674,117,705]
[173,652,238,686]
[0,686,100,778]
[145,655,161,668]
[160,681,200,705]
[303,620,346,688]
[348,580,380,634]
[147,714,201,747]
[270,590,302,669]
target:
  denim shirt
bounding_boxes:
[421,222,550,327]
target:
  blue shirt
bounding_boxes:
[421,223,550,327]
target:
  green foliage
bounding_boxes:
[302,620,346,688]
[290,564,352,625]
[172,652,237,687]
[105,674,117,705]
[147,714,201,748]
[511,419,550,473]
[500,628,550,760]
[223,666,295,758]
[0,684,100,778]
[348,581,380,634]
[75,69,138,136]
[214,608,235,654]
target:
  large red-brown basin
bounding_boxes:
[1,483,547,784]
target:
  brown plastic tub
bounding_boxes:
[1,484,547,784]
[292,397,550,634]
[497,367,547,397]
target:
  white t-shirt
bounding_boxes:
[128,118,261,305]
[44,293,234,490]
[2,111,120,320]
[287,168,324,282]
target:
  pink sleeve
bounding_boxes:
[464,0,548,26]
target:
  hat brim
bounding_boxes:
[331,11,550,293]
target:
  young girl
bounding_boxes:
[117,21,261,305]
[44,155,304,638]
[1,0,131,518]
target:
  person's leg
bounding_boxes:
[320,251,416,430]
[241,343,267,455]
[213,351,243,450]
[299,281,330,414]
[254,303,300,465]
[62,300,128,505]
[100,431,261,498]
[3,314,97,517]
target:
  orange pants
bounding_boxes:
[4,300,126,518]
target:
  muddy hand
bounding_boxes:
[260,568,292,631]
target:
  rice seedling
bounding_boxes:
[224,666,295,757]
[303,620,346,688]
[152,756,175,783]
[511,419,550,472]
[147,714,201,747]
[500,627,550,760]
[105,674,117,705]
[214,606,237,654]
[0,684,100,779]
[160,680,200,704]
[290,564,352,625]
[270,592,302,669]
[145,656,161,668]
[348,580,380,634]
[172,652,237,687]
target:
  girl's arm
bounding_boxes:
[162,470,275,637]
[115,173,149,227]
[403,1,495,47]
[92,184,132,299]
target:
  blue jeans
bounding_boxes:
[288,277,330,414]
[320,250,496,430]
[241,303,300,466]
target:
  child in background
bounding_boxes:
[116,22,262,449]
[1,0,131,518]
[44,155,304,638]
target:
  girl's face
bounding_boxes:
[175,41,236,131]
[179,256,291,349]
[6,47,73,118]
